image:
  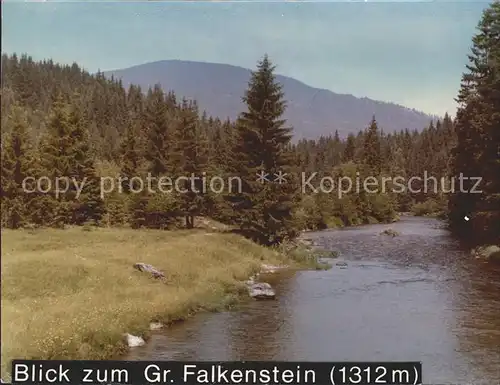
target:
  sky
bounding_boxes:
[2,1,491,117]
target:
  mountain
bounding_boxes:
[104,60,438,139]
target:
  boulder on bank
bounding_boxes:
[149,322,164,330]
[133,263,165,279]
[381,229,399,237]
[124,333,145,347]
[248,282,276,300]
[471,245,500,261]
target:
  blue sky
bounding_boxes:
[2,1,490,117]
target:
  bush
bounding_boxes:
[411,199,441,216]
[368,193,396,222]
[325,216,344,228]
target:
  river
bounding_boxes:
[126,217,500,384]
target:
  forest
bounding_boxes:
[1,2,499,247]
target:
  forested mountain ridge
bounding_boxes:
[0,52,457,241]
[104,60,438,139]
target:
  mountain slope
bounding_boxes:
[104,60,437,138]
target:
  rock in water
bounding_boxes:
[133,263,165,279]
[381,229,399,237]
[125,333,145,347]
[248,282,276,300]
[472,245,500,261]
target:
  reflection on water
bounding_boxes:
[126,217,500,383]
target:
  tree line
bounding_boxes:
[1,1,498,246]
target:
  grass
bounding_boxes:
[1,227,307,379]
[273,240,333,270]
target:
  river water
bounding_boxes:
[126,217,500,384]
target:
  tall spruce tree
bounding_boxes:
[39,97,77,226]
[177,99,208,228]
[67,104,105,225]
[449,1,500,244]
[144,85,171,177]
[40,97,105,226]
[231,55,297,245]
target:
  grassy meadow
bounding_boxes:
[1,226,303,379]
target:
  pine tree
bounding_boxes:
[333,130,340,143]
[144,85,171,177]
[67,104,105,225]
[38,96,105,226]
[177,99,208,228]
[0,106,37,228]
[362,116,382,175]
[129,191,148,229]
[39,97,77,226]
[210,119,236,223]
[331,130,342,166]
[381,133,395,172]
[449,1,500,244]
[343,134,356,163]
[211,122,224,168]
[120,120,140,193]
[231,55,297,245]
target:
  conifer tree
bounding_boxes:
[135,85,175,228]
[449,1,500,243]
[362,116,382,175]
[343,134,356,162]
[39,97,77,226]
[177,99,208,228]
[211,123,224,169]
[40,97,105,226]
[120,120,140,193]
[126,84,146,151]
[231,55,297,245]
[129,191,148,229]
[0,106,37,228]
[144,85,171,177]
[210,118,236,222]
[67,104,105,225]
[333,130,340,143]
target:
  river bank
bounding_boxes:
[0,227,317,379]
[125,217,500,384]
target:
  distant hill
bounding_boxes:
[104,60,438,139]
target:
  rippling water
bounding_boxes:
[126,217,500,384]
